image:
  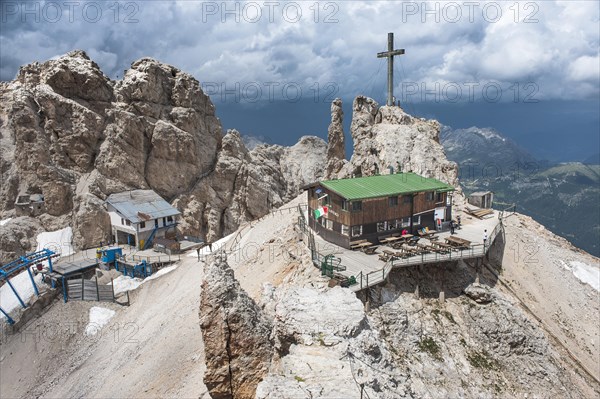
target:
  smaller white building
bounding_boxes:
[105,190,180,249]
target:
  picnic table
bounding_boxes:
[445,236,471,249]
[362,245,379,254]
[430,241,454,252]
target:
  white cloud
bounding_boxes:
[1,0,598,101]
[568,55,600,82]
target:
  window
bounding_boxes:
[341,200,349,211]
[401,217,411,227]
[341,225,349,236]
[426,192,434,201]
[326,219,333,230]
[436,192,443,202]
[403,195,412,204]
[125,219,131,226]
[154,219,159,227]
[140,221,146,229]
[352,201,362,212]
[388,196,398,207]
[351,225,363,237]
[121,218,124,225]
[412,216,421,225]
[167,216,173,223]
[377,222,387,232]
[389,220,399,230]
[320,217,326,227]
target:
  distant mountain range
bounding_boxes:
[441,126,600,257]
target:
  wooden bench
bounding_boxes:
[349,239,368,249]
[380,236,402,244]
[351,241,373,250]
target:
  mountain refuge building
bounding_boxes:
[105,190,180,249]
[306,173,455,248]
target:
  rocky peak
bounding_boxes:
[336,95,458,186]
[17,50,112,104]
[0,50,325,261]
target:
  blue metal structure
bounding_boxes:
[143,226,160,250]
[98,246,123,264]
[142,222,177,250]
[0,249,56,325]
[115,259,152,279]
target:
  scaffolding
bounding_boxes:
[0,249,57,325]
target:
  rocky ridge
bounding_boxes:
[197,199,598,398]
[0,50,326,262]
[0,51,458,264]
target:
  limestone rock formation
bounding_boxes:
[464,282,494,303]
[337,96,458,186]
[325,98,346,178]
[257,285,404,398]
[273,286,365,349]
[199,252,273,399]
[0,50,326,262]
[0,217,41,262]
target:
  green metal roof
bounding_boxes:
[320,173,455,200]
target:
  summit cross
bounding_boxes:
[377,32,405,106]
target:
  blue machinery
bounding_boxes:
[0,249,57,325]
[98,246,152,278]
[115,259,152,278]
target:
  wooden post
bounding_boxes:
[111,278,115,302]
[439,263,446,303]
[415,265,420,298]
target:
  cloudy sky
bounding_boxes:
[1,0,599,160]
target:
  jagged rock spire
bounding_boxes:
[325,98,346,178]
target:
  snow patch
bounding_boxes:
[570,261,599,292]
[108,264,179,296]
[144,264,178,281]
[110,275,143,296]
[36,227,74,257]
[559,260,600,292]
[0,269,43,319]
[0,218,12,226]
[85,306,116,336]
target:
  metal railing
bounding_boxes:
[295,204,505,292]
[499,203,517,221]
[130,253,181,264]
[353,219,504,291]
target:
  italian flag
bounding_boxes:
[314,206,328,219]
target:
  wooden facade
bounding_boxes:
[307,183,453,249]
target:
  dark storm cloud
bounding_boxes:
[0,1,598,101]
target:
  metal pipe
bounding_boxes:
[0,307,15,325]
[27,267,40,297]
[62,277,67,302]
